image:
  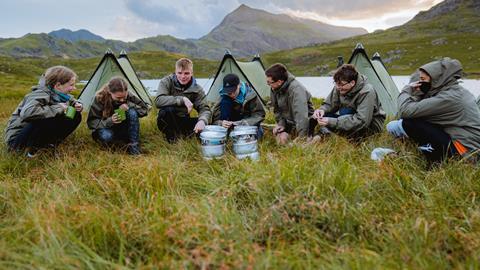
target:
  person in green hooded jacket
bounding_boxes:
[4,66,83,157]
[312,64,385,139]
[387,58,480,164]
[266,63,315,145]
[211,73,265,138]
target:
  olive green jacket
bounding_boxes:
[320,74,385,134]
[87,91,149,131]
[211,87,265,126]
[155,74,211,124]
[270,73,314,137]
[4,85,76,144]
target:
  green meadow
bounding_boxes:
[1,53,480,269]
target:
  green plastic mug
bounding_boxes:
[65,106,76,119]
[115,108,126,121]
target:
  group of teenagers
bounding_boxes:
[4,57,480,165]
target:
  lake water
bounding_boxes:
[142,76,480,99]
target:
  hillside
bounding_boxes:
[261,0,480,77]
[0,4,365,60]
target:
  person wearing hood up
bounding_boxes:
[266,63,315,145]
[155,58,211,143]
[312,64,385,139]
[211,73,265,138]
[4,66,83,157]
[387,58,480,164]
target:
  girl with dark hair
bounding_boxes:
[87,77,149,155]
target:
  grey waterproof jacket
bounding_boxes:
[211,87,265,126]
[4,85,76,144]
[320,74,385,134]
[87,91,149,131]
[270,73,314,137]
[398,58,480,152]
[155,74,211,124]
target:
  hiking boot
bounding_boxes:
[127,143,142,155]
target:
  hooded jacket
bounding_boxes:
[398,58,480,152]
[211,83,265,126]
[155,74,211,124]
[87,91,149,131]
[4,85,76,144]
[320,74,385,134]
[270,73,314,137]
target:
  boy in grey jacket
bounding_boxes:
[387,58,480,163]
[266,63,315,145]
[155,58,211,143]
[313,64,385,139]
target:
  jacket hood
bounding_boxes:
[277,72,295,92]
[344,74,367,97]
[420,58,462,96]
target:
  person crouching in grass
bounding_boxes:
[87,77,148,155]
[211,73,265,138]
[4,66,83,157]
[387,58,480,165]
[312,64,385,140]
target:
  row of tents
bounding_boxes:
[78,44,401,116]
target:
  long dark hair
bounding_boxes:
[95,77,128,118]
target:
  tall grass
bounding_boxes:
[1,82,479,269]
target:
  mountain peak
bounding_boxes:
[48,29,105,42]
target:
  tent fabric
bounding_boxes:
[477,95,480,109]
[371,52,400,104]
[117,51,152,105]
[78,50,152,111]
[347,44,398,116]
[206,53,269,105]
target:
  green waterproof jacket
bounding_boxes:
[87,91,149,131]
[398,57,480,152]
[155,74,211,124]
[211,88,265,126]
[270,73,314,137]
[320,74,385,134]
[4,85,76,144]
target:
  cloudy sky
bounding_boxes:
[0,0,443,41]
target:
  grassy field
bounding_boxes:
[1,68,480,269]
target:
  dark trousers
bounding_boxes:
[93,108,140,146]
[219,96,264,139]
[156,106,198,142]
[402,118,457,163]
[7,113,82,151]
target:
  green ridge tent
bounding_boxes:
[206,52,269,105]
[78,50,152,111]
[347,44,398,116]
[371,52,400,101]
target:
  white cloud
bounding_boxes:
[106,15,176,41]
